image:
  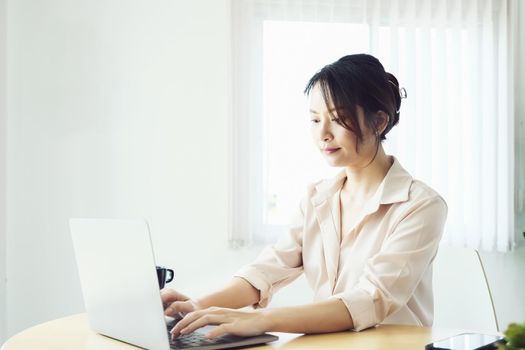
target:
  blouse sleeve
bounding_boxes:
[330,194,448,331]
[234,199,306,308]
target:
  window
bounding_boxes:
[230,0,517,252]
[263,21,369,227]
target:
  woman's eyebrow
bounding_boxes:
[309,107,341,114]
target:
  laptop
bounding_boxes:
[69,218,279,349]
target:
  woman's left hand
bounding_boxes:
[170,307,271,339]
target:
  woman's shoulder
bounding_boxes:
[389,157,447,209]
[406,178,448,212]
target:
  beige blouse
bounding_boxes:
[235,157,448,331]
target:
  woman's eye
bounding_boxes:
[310,119,320,123]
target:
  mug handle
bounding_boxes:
[166,269,174,283]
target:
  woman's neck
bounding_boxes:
[342,146,393,198]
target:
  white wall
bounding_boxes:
[0,0,6,344]
[5,0,212,334]
[3,0,524,341]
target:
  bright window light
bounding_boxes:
[262,21,369,225]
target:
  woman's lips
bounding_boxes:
[323,148,341,154]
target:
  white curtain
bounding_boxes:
[231,0,517,252]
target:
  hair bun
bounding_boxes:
[385,72,402,128]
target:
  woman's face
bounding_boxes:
[309,83,378,169]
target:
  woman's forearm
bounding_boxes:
[196,277,260,310]
[263,298,354,334]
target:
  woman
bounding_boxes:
[162,54,447,339]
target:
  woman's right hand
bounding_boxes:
[161,289,202,317]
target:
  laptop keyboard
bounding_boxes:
[169,332,244,349]
[167,324,245,349]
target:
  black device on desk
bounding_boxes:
[425,333,505,350]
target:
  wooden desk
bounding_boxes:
[2,313,462,350]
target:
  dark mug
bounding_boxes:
[156,266,174,289]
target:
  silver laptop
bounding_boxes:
[69,218,278,349]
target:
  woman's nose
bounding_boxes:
[320,126,332,143]
[319,134,332,148]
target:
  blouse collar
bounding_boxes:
[311,156,413,208]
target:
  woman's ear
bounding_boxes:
[375,111,390,135]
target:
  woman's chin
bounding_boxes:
[324,158,346,167]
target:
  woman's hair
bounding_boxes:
[304,54,403,144]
